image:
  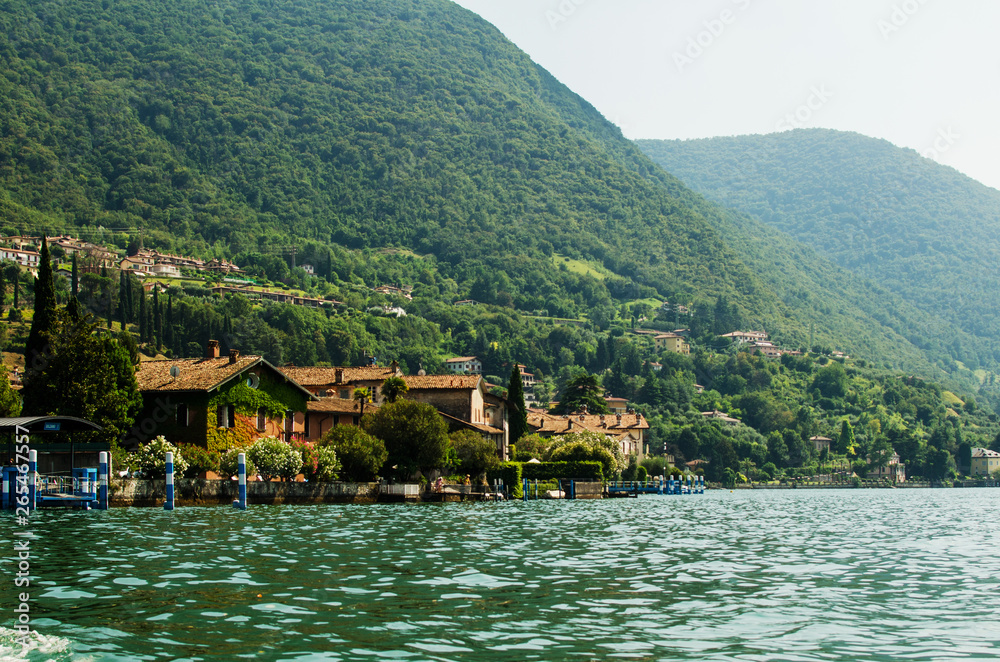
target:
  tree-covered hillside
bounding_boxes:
[0,0,987,387]
[637,130,1000,375]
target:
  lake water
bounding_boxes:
[2,489,999,661]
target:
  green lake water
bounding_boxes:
[2,489,999,661]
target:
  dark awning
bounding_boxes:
[0,416,104,434]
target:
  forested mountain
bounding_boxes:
[636,130,1000,375]
[0,0,990,389]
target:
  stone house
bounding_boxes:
[971,447,1000,477]
[131,341,315,451]
[526,409,649,459]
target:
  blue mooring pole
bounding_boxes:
[98,451,109,510]
[164,451,175,511]
[233,452,247,510]
[27,449,37,512]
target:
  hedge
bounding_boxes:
[519,461,603,481]
[487,462,523,499]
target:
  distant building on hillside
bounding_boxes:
[971,448,1000,477]
[655,333,690,354]
[444,356,482,375]
[719,331,768,344]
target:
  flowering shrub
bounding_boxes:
[291,439,318,479]
[247,436,302,481]
[135,436,189,479]
[312,446,341,482]
[220,448,257,479]
[177,444,220,478]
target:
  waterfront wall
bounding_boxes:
[110,478,382,506]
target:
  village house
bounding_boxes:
[701,410,741,425]
[605,397,628,414]
[526,409,649,459]
[747,341,784,358]
[654,333,690,354]
[971,448,1000,477]
[869,452,906,482]
[810,436,833,454]
[0,247,40,274]
[278,364,404,402]
[278,366,509,459]
[131,341,315,451]
[444,356,483,375]
[403,374,508,459]
[719,331,769,344]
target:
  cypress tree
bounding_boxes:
[0,267,6,309]
[154,286,162,350]
[118,271,129,326]
[165,295,174,352]
[13,273,19,309]
[71,252,79,299]
[507,365,528,446]
[25,236,57,370]
[138,287,146,343]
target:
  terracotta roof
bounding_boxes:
[137,356,263,392]
[972,448,1000,458]
[444,356,479,363]
[307,399,379,415]
[403,375,482,390]
[527,411,649,435]
[439,412,503,435]
[278,366,401,387]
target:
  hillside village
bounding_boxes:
[2,232,995,487]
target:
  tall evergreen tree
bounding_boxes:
[507,365,528,445]
[165,295,174,352]
[71,252,79,299]
[138,287,147,343]
[25,237,56,370]
[12,272,18,309]
[0,267,5,309]
[118,271,129,326]
[153,286,162,350]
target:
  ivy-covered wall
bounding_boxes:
[133,366,310,452]
[206,369,309,453]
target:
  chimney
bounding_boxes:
[335,368,344,384]
[229,349,240,364]
[581,404,588,414]
[207,340,220,359]
[616,413,622,426]
[390,359,399,374]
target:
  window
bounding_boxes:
[217,404,235,428]
[339,390,350,399]
[304,414,311,439]
[257,408,266,432]
[285,411,294,442]
[176,403,188,427]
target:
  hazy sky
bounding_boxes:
[451,0,1000,191]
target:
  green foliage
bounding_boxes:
[177,443,220,478]
[554,373,610,415]
[520,461,603,481]
[311,445,341,482]
[25,237,56,370]
[21,309,142,443]
[636,465,648,482]
[380,376,408,403]
[549,442,615,479]
[319,425,387,482]
[547,429,626,476]
[247,436,302,481]
[220,448,256,479]
[135,436,189,479]
[449,429,500,477]
[512,433,550,462]
[507,365,528,444]
[0,369,22,417]
[637,131,1000,391]
[486,462,523,498]
[362,399,449,475]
